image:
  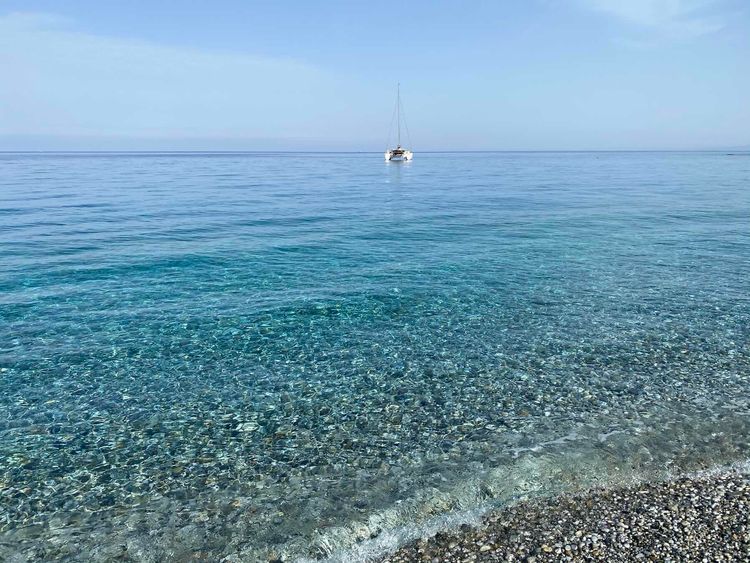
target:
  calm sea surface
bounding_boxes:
[1,152,749,561]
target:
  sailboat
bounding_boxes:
[385,83,413,162]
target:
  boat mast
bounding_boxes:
[397,83,401,147]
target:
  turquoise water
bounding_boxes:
[1,151,749,561]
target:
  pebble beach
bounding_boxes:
[382,468,750,562]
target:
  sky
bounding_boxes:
[0,0,748,151]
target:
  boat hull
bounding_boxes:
[385,150,413,162]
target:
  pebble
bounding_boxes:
[235,422,259,432]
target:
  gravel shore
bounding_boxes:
[381,469,750,562]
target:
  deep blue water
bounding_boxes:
[1,151,749,561]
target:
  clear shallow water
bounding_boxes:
[1,151,749,561]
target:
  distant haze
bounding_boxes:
[1,1,749,151]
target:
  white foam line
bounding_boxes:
[296,458,750,563]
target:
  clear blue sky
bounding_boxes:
[1,0,748,150]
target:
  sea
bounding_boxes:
[1,151,749,561]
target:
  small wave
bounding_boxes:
[298,457,750,563]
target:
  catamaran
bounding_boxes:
[385,84,413,162]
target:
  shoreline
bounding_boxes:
[381,467,750,562]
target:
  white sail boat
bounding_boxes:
[385,83,413,162]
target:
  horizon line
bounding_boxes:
[2,149,748,154]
